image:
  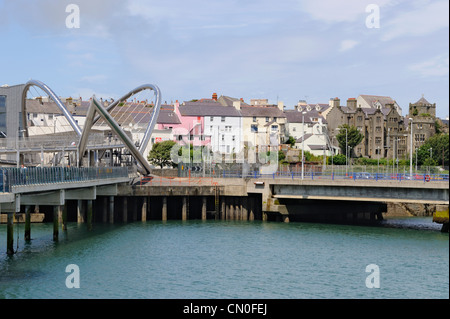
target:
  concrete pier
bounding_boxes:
[182,197,188,221]
[202,197,207,221]
[141,197,148,221]
[77,200,84,223]
[162,197,167,221]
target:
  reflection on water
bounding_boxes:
[0,216,448,299]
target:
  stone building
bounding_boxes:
[325,95,406,160]
[407,96,436,153]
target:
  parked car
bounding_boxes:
[355,172,372,179]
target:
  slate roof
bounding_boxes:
[179,101,241,117]
[412,96,432,105]
[359,95,396,108]
[239,105,286,118]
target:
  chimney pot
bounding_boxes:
[212,93,218,101]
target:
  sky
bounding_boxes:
[0,0,448,118]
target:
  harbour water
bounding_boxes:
[0,217,448,299]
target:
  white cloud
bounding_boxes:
[339,40,359,52]
[408,55,449,77]
[381,0,449,41]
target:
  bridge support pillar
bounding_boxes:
[141,197,148,221]
[6,213,14,255]
[242,197,248,221]
[202,197,207,221]
[109,196,114,224]
[24,205,32,241]
[102,197,108,223]
[77,200,84,223]
[220,197,225,220]
[87,200,93,230]
[248,197,254,221]
[234,197,240,220]
[162,197,167,221]
[182,197,187,221]
[227,197,234,220]
[53,206,59,241]
[62,204,68,231]
[123,197,128,223]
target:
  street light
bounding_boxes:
[409,118,413,177]
[301,111,306,180]
[429,147,433,159]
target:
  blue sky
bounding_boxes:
[0,0,448,117]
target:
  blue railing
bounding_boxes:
[219,170,449,182]
[1,166,129,192]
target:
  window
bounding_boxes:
[415,134,425,142]
[271,125,278,132]
[222,134,225,141]
[376,116,381,123]
[376,126,381,132]
[265,117,269,122]
[253,116,257,122]
[210,116,214,122]
[251,124,258,133]
[232,136,235,141]
[375,137,382,144]
[357,116,363,121]
[221,116,225,122]
[273,117,277,122]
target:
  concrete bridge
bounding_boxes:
[1,172,449,254]
[121,175,449,227]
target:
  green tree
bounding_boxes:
[147,140,177,168]
[335,124,363,158]
[285,136,296,147]
[415,134,449,167]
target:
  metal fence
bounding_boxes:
[0,166,129,192]
[178,163,449,183]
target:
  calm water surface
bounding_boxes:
[0,217,448,299]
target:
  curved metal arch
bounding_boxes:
[78,84,162,175]
[92,84,162,154]
[21,79,83,137]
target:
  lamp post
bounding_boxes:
[301,111,306,180]
[409,118,413,178]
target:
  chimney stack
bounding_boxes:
[212,93,218,101]
[347,98,357,110]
